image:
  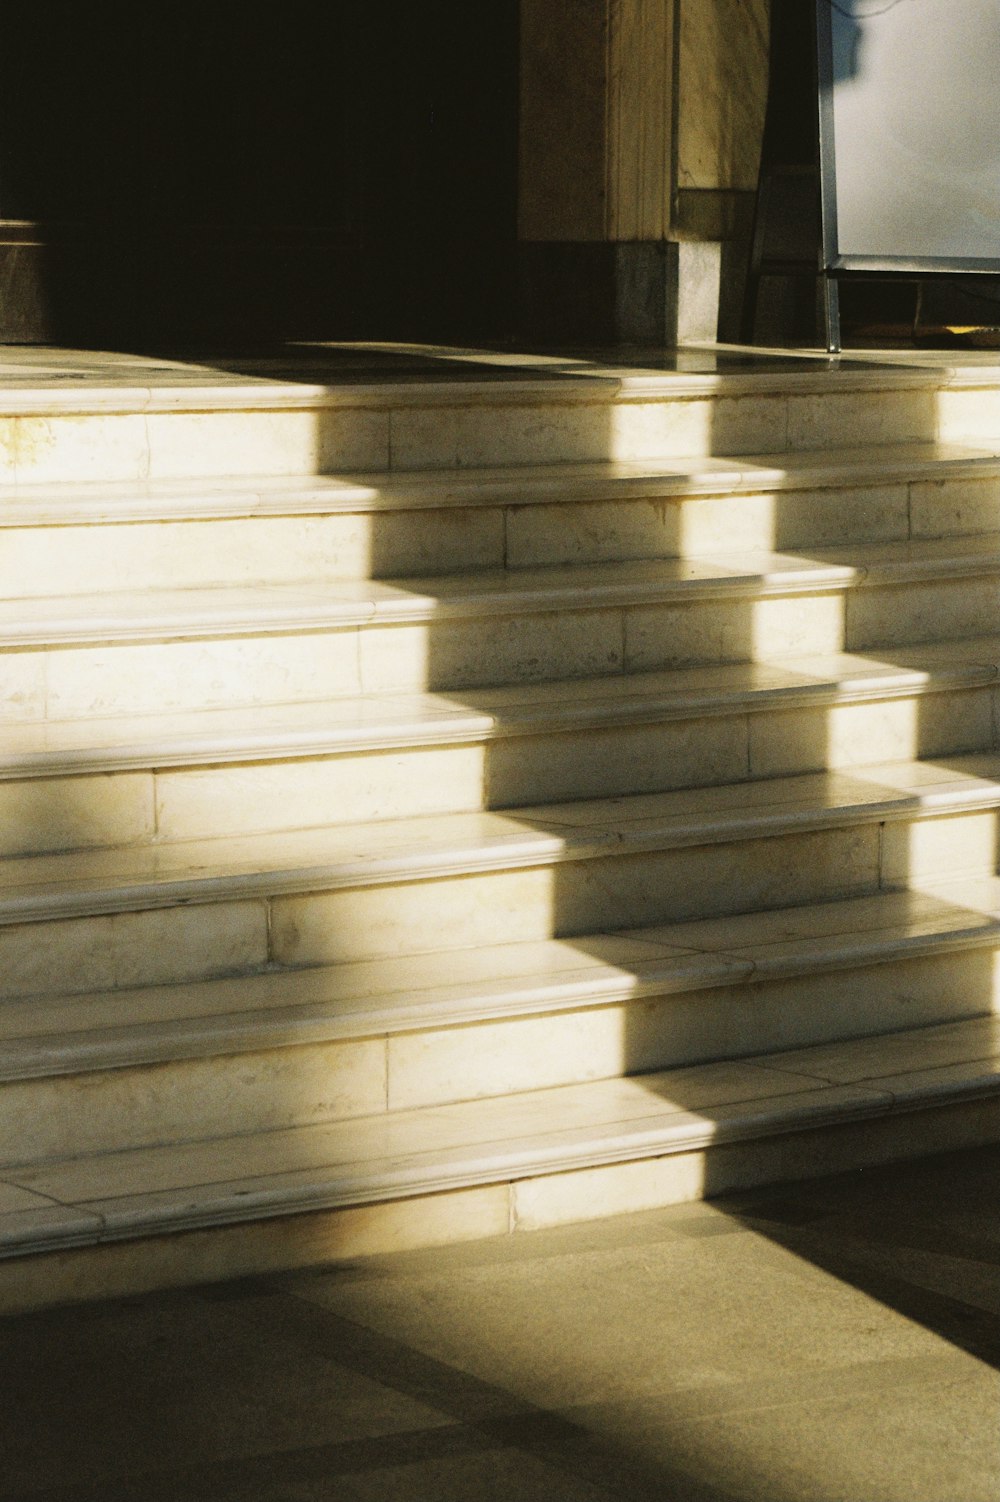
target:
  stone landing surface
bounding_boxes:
[1,1142,999,1502]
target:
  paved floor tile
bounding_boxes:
[5,1144,1000,1500]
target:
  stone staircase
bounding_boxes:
[5,347,1000,1311]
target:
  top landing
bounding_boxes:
[0,341,994,413]
[0,342,996,483]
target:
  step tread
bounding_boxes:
[7,536,1000,646]
[3,1012,998,1255]
[3,641,996,777]
[2,752,999,922]
[5,881,1000,1079]
[4,442,1000,524]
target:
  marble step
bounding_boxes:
[0,362,961,486]
[0,645,997,856]
[4,883,1000,1163]
[9,536,1000,720]
[4,753,1000,997]
[2,1012,1000,1314]
[4,444,1000,593]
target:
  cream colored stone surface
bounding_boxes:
[910,476,1000,538]
[486,716,749,807]
[270,867,558,967]
[750,594,851,659]
[389,402,609,471]
[935,387,1000,445]
[611,396,788,463]
[786,391,936,452]
[359,611,624,694]
[705,395,797,457]
[849,577,1000,651]
[0,1038,387,1167]
[8,345,1000,1304]
[742,950,1000,1055]
[0,511,505,596]
[506,497,690,567]
[502,483,910,565]
[388,1007,631,1110]
[649,950,996,1068]
[0,929,695,1053]
[611,398,714,463]
[0,899,268,1000]
[12,414,150,484]
[882,811,999,885]
[143,410,387,480]
[773,1014,1000,1084]
[387,974,886,1111]
[748,690,994,778]
[0,772,154,857]
[0,417,18,479]
[155,746,487,839]
[4,1062,856,1208]
[316,407,393,473]
[0,686,494,766]
[512,1151,711,1230]
[513,1096,1000,1231]
[520,757,997,839]
[771,484,912,549]
[549,826,881,934]
[372,507,506,575]
[0,518,354,597]
[45,631,362,719]
[0,653,47,722]
[624,592,846,671]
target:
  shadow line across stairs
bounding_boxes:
[3,340,1000,1313]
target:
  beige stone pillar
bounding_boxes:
[518,0,768,344]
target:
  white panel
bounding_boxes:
[827,0,1000,262]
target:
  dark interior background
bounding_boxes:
[0,2,521,347]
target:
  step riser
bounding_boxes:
[7,808,998,997]
[4,948,991,1166]
[10,477,1000,594]
[0,511,506,596]
[0,687,994,856]
[9,579,1000,722]
[509,1094,1000,1234]
[0,900,270,1003]
[0,386,938,485]
[2,1092,997,1317]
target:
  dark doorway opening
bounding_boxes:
[0,2,520,348]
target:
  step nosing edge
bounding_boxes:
[3,780,1000,922]
[4,665,996,777]
[8,921,1000,1080]
[9,1070,999,1259]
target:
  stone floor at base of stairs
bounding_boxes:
[3,1141,1000,1502]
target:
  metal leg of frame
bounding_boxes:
[823,272,841,354]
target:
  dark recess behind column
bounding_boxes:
[0,2,520,347]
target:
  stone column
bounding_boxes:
[518,0,768,344]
